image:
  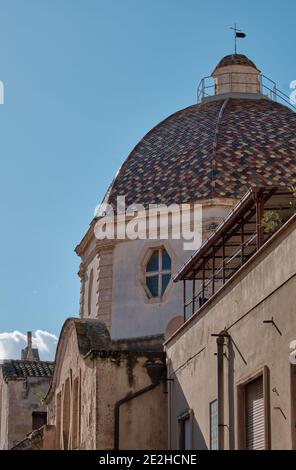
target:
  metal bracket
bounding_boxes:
[263,317,282,336]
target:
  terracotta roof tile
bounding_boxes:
[1,360,54,380]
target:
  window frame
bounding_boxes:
[144,247,172,299]
[32,411,47,431]
[237,366,270,450]
[178,409,193,450]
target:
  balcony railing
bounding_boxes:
[175,188,296,322]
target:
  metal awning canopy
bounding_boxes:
[174,187,294,321]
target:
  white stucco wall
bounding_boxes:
[110,203,233,339]
[78,201,234,339]
[111,238,191,339]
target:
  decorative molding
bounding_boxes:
[95,245,114,330]
[75,219,97,257]
[78,263,86,318]
[74,198,235,258]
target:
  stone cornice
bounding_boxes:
[75,218,97,257]
[79,239,116,268]
[75,198,236,258]
[85,350,165,360]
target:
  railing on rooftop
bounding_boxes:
[197,72,296,111]
[180,188,296,322]
[184,230,258,317]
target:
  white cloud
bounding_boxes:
[0,330,58,361]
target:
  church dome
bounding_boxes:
[104,58,296,209]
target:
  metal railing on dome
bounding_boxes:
[197,72,296,111]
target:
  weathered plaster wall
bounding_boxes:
[47,324,97,450]
[166,219,296,450]
[119,385,166,450]
[47,322,166,450]
[0,374,9,449]
[0,375,50,450]
[96,354,166,450]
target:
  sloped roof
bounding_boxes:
[1,360,54,380]
[73,317,163,355]
[45,317,164,402]
[74,318,111,355]
[103,98,296,209]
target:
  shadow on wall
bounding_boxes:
[168,338,240,450]
[168,367,208,450]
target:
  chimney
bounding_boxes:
[27,331,32,351]
[21,331,40,361]
[25,331,34,361]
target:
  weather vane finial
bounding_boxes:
[230,23,246,54]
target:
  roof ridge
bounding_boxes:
[9,358,54,364]
[210,98,231,198]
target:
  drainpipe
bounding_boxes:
[114,382,160,450]
[212,331,229,450]
[114,360,165,450]
[217,335,225,450]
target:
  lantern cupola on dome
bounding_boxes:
[211,53,261,96]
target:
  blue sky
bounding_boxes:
[0,0,295,339]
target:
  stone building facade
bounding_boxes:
[44,318,166,450]
[0,332,54,449]
[165,191,296,450]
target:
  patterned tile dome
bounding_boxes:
[104,97,296,208]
